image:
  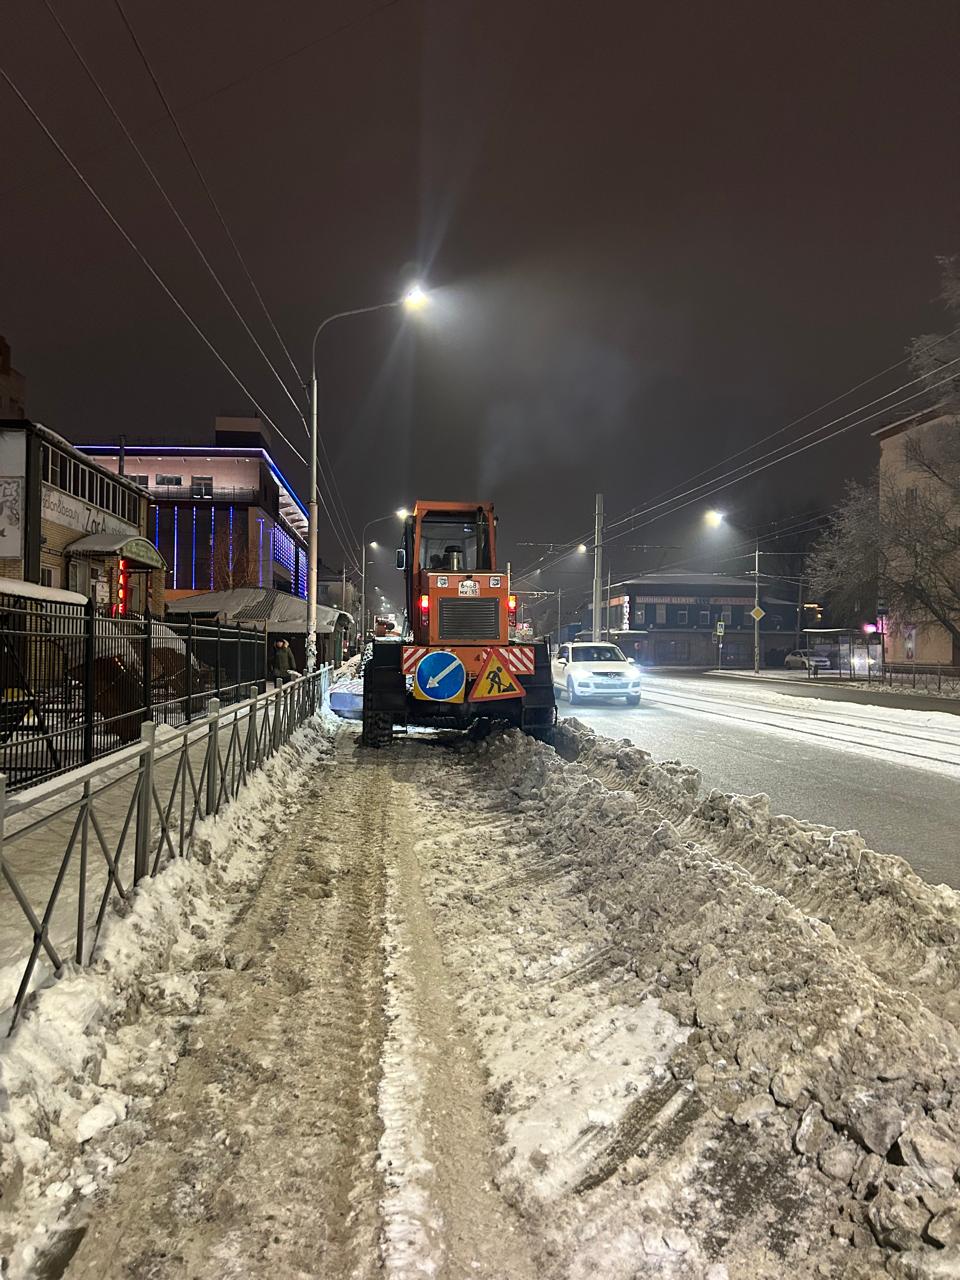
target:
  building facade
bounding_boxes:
[873,409,959,666]
[594,574,799,667]
[82,418,310,603]
[0,419,164,612]
[0,337,26,419]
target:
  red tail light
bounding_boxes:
[419,593,430,619]
[508,593,517,622]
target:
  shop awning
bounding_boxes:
[67,532,166,570]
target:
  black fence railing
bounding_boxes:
[880,663,960,696]
[0,589,279,792]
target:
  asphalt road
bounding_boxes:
[563,670,960,890]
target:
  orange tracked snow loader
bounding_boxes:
[361,500,557,746]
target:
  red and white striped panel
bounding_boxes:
[401,645,428,675]
[499,645,535,676]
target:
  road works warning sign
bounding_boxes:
[469,650,525,701]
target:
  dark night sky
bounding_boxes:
[2,0,958,608]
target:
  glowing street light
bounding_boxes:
[402,283,429,313]
[705,509,761,673]
[360,510,407,639]
[306,289,429,670]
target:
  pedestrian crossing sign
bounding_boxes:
[468,651,525,702]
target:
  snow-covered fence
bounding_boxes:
[0,668,329,1031]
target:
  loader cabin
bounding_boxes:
[401,501,516,646]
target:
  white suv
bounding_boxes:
[552,642,641,706]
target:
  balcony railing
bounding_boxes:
[149,486,261,503]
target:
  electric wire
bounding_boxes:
[598,369,959,553]
[0,0,403,203]
[517,334,960,581]
[41,0,307,429]
[111,0,305,395]
[110,0,362,572]
[517,367,957,584]
[5,26,361,577]
[0,60,309,473]
[606,325,960,536]
[603,356,960,538]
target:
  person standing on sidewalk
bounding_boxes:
[272,638,298,683]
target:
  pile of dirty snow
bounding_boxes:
[429,724,960,1279]
[0,719,333,1276]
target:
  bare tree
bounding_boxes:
[808,258,960,651]
[211,533,258,592]
[908,255,960,412]
[809,428,960,647]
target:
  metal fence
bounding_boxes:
[879,663,960,696]
[0,589,278,792]
[0,669,328,1031]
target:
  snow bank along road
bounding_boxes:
[5,714,960,1277]
[572,670,960,888]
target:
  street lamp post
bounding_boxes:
[705,511,761,674]
[360,510,408,642]
[305,286,428,671]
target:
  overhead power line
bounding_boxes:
[109,0,361,569]
[597,369,959,553]
[604,355,960,538]
[2,31,361,576]
[110,0,304,397]
[42,0,307,427]
[517,353,960,583]
[0,60,309,472]
[607,325,960,538]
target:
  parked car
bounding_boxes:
[784,649,830,671]
[552,642,641,705]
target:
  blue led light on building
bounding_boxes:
[153,506,159,549]
[210,506,215,589]
[172,505,179,589]
[258,519,265,587]
[272,525,296,575]
[192,506,197,590]
[229,505,234,573]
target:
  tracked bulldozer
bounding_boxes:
[361,501,557,746]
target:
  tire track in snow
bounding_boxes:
[375,747,539,1280]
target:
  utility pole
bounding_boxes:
[795,569,804,651]
[754,534,761,675]
[307,369,319,672]
[606,567,612,641]
[557,586,562,642]
[592,493,603,641]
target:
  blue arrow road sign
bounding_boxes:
[413,650,466,702]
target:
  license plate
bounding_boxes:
[458,580,479,596]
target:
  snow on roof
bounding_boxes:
[0,578,87,606]
[165,588,353,632]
